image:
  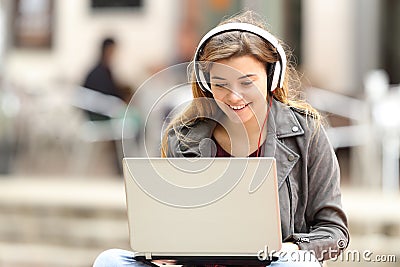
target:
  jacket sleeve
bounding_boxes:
[166,126,203,158]
[166,121,217,158]
[290,126,349,261]
[166,127,188,157]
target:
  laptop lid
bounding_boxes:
[123,157,281,260]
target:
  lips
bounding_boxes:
[228,103,249,111]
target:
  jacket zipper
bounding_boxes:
[295,234,333,243]
[285,178,293,228]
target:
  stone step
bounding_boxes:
[0,213,130,248]
[0,176,126,211]
[0,177,131,267]
[341,188,400,237]
[0,242,109,267]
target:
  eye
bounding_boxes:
[241,80,254,87]
[213,83,229,89]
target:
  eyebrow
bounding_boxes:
[210,74,257,80]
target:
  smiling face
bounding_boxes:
[209,55,269,124]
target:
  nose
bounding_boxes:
[225,88,243,102]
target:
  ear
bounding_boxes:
[204,72,211,90]
[198,69,211,92]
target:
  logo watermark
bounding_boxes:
[257,240,397,263]
[330,249,397,263]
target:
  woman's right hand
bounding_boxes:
[151,259,178,266]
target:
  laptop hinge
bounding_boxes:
[145,253,152,260]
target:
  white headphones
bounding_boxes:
[193,22,287,93]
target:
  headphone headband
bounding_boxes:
[194,22,287,92]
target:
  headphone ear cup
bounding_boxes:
[270,61,281,91]
[266,63,276,92]
[195,64,211,92]
[204,72,211,91]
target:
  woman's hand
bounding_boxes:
[151,259,178,266]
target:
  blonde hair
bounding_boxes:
[161,11,320,157]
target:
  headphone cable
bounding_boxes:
[256,95,273,157]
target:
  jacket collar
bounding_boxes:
[175,99,305,188]
[269,98,304,139]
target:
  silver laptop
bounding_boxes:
[123,157,281,265]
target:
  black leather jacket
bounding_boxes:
[166,99,349,261]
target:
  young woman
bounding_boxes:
[93,11,349,267]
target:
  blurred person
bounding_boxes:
[83,37,131,119]
[81,37,133,174]
[93,11,349,266]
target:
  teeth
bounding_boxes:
[229,104,246,110]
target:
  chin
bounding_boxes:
[226,113,253,124]
[218,105,254,124]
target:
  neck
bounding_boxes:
[225,109,268,137]
[244,116,264,138]
[222,114,267,152]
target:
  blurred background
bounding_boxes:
[0,0,399,266]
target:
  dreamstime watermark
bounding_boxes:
[330,249,397,263]
[256,240,397,263]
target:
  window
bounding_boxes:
[12,0,53,49]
